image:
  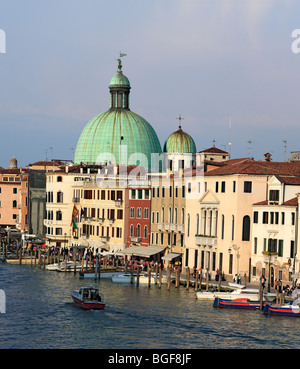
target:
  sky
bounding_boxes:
[0,0,300,168]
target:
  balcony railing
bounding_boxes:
[72,197,80,203]
[195,235,217,247]
[115,199,123,207]
[101,236,110,243]
[131,236,141,243]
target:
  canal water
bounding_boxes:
[0,262,300,350]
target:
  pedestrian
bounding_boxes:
[215,268,219,282]
[233,274,237,283]
[261,275,266,290]
[237,274,241,284]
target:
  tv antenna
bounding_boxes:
[282,140,287,161]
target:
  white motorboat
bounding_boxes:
[196,283,276,301]
[46,261,82,272]
[81,270,125,279]
[111,273,155,284]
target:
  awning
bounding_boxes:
[162,252,182,261]
[122,246,166,258]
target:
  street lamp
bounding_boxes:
[262,249,278,293]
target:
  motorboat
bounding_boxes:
[80,270,125,279]
[111,273,155,284]
[71,286,105,310]
[213,297,269,309]
[46,261,82,272]
[263,301,300,316]
[196,283,276,302]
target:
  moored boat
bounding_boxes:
[80,270,125,279]
[111,273,155,284]
[196,284,276,302]
[263,302,300,316]
[213,297,268,309]
[71,286,105,310]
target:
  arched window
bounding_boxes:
[231,215,235,241]
[130,224,134,237]
[12,200,17,208]
[57,176,62,182]
[144,225,148,239]
[137,224,141,238]
[221,215,225,239]
[242,215,251,241]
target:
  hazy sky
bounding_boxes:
[0,0,300,168]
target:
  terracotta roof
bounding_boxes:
[199,146,228,154]
[253,200,268,206]
[282,197,298,206]
[205,159,300,177]
[28,160,65,166]
[277,176,300,185]
[253,197,298,207]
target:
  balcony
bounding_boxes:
[164,223,170,231]
[115,199,123,207]
[158,223,163,231]
[177,224,184,233]
[72,197,80,203]
[131,236,141,243]
[169,224,177,232]
[195,235,217,247]
[98,217,105,224]
[108,218,115,225]
[101,236,110,243]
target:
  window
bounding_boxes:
[263,212,268,224]
[292,212,295,226]
[244,181,252,193]
[221,181,225,193]
[56,211,62,221]
[221,215,225,239]
[215,182,219,193]
[57,176,62,182]
[130,225,134,237]
[269,190,279,202]
[117,209,123,219]
[233,181,236,193]
[144,208,149,219]
[136,208,142,218]
[291,241,295,258]
[144,226,148,239]
[254,237,258,254]
[231,215,235,241]
[242,215,250,241]
[253,211,258,224]
[12,200,17,208]
[55,228,63,235]
[13,214,17,220]
[281,212,285,225]
[278,240,284,257]
[130,207,135,218]
[57,191,63,203]
[13,188,17,194]
[182,185,185,198]
[268,239,277,254]
[162,187,165,198]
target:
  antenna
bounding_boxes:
[282,140,287,161]
[228,116,232,159]
[247,140,252,158]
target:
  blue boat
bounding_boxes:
[213,297,268,309]
[263,302,300,316]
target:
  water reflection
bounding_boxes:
[1,263,300,349]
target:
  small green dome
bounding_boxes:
[163,127,196,154]
[109,72,130,87]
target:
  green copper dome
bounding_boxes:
[74,57,162,171]
[163,126,196,154]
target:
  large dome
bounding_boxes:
[163,126,196,154]
[74,57,162,171]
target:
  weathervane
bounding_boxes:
[176,114,184,129]
[117,52,127,72]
